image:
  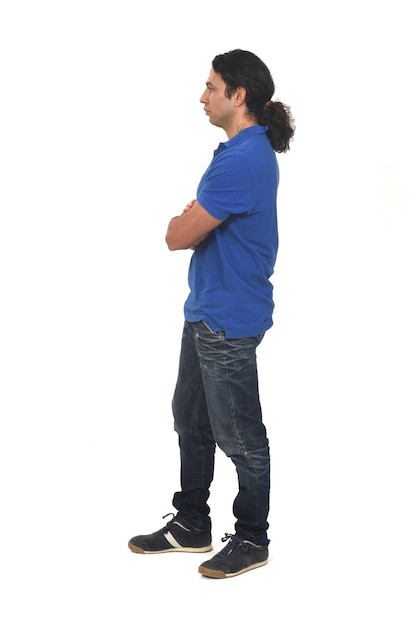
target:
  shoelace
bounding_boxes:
[161,512,192,533]
[217,533,250,557]
[161,512,179,531]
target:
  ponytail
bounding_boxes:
[261,100,295,153]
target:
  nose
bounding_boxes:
[200,89,208,104]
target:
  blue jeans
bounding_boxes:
[172,321,270,545]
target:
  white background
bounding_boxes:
[1,1,416,624]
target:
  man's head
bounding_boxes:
[200,49,295,151]
[200,66,250,136]
[212,50,274,122]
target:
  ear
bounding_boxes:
[234,86,247,107]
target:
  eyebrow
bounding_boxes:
[206,81,215,88]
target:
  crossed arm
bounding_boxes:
[165,199,223,251]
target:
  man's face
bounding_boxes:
[200,68,235,131]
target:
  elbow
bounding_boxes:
[165,233,181,251]
[165,234,178,251]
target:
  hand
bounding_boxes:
[182,199,196,214]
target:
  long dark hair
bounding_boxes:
[212,49,295,153]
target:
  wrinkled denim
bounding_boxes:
[172,321,270,545]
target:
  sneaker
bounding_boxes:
[128,514,212,554]
[198,533,268,578]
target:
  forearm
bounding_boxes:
[165,200,222,251]
[166,217,206,250]
[165,215,193,250]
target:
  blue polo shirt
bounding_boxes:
[184,125,279,338]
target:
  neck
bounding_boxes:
[226,120,257,140]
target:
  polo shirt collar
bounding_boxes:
[222,125,267,149]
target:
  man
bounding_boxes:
[128,49,295,578]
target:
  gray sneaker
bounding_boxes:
[128,514,212,554]
[198,533,268,578]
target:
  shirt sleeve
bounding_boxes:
[196,152,255,221]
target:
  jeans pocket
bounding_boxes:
[201,320,222,336]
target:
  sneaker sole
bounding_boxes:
[198,558,268,578]
[128,542,213,554]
